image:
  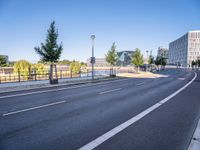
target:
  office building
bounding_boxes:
[116,50,135,66]
[169,30,200,67]
[87,50,135,67]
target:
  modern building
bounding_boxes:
[157,47,169,63]
[116,50,135,66]
[87,50,135,67]
[169,30,200,67]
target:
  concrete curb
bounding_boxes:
[0,76,123,94]
[188,119,200,150]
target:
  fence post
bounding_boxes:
[35,69,37,81]
[79,70,81,77]
[70,69,72,78]
[60,70,62,79]
[18,69,21,82]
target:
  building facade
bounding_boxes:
[169,30,200,67]
[157,47,169,63]
[116,50,135,66]
[87,50,135,67]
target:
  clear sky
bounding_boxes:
[0,0,200,62]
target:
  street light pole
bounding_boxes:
[146,50,149,71]
[91,35,95,80]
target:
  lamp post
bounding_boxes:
[146,50,149,71]
[91,35,95,80]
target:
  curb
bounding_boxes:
[0,76,123,94]
[188,119,200,150]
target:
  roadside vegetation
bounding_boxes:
[131,48,144,72]
[105,42,118,75]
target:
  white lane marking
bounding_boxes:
[2,100,66,116]
[136,82,145,86]
[0,78,130,99]
[78,72,197,150]
[99,88,122,95]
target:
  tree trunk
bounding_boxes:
[50,63,58,84]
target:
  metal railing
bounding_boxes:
[0,68,137,84]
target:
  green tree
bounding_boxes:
[148,55,154,64]
[196,59,200,68]
[0,56,7,67]
[155,56,167,70]
[70,61,81,74]
[105,43,118,66]
[34,21,63,83]
[58,59,71,65]
[192,60,196,69]
[105,43,118,75]
[132,48,144,72]
[32,63,46,75]
[14,60,32,78]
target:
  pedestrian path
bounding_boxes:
[0,75,108,93]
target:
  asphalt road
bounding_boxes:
[0,68,200,150]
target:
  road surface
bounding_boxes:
[0,68,200,150]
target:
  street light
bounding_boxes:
[91,35,95,80]
[146,50,149,71]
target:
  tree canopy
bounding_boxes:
[70,61,81,74]
[132,48,144,67]
[13,60,31,76]
[105,43,118,66]
[0,56,7,67]
[34,21,63,63]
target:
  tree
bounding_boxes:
[196,59,200,69]
[70,61,81,74]
[34,21,63,84]
[191,60,196,69]
[105,43,118,66]
[58,59,71,65]
[132,48,144,72]
[32,63,46,75]
[148,55,154,64]
[105,43,118,75]
[155,56,167,70]
[0,56,7,67]
[13,60,32,78]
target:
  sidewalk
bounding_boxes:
[0,75,112,93]
[188,119,200,150]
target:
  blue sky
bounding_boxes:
[0,0,200,62]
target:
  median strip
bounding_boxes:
[2,100,66,116]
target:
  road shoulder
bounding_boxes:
[188,119,200,150]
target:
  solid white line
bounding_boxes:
[2,100,66,116]
[99,88,122,94]
[0,78,130,99]
[78,72,197,150]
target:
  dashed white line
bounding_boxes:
[2,100,66,116]
[78,72,197,150]
[99,88,122,94]
[136,82,146,86]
